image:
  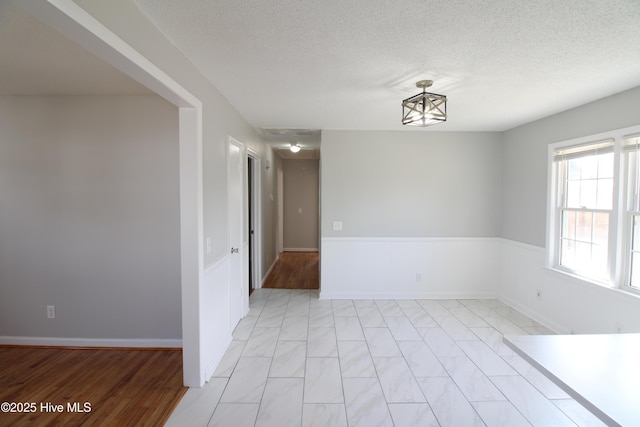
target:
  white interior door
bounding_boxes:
[227,137,245,327]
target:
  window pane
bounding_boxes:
[597,179,613,210]
[593,213,609,245]
[598,153,614,178]
[579,156,598,179]
[630,217,640,289]
[580,180,597,208]
[568,160,580,180]
[562,210,576,240]
[629,152,639,212]
[560,239,575,269]
[565,152,613,210]
[566,181,580,208]
[559,210,609,279]
[631,252,640,289]
[634,215,640,250]
[575,242,592,271]
[576,211,593,242]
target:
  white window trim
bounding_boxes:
[620,135,640,294]
[546,125,640,295]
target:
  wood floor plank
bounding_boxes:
[0,347,186,426]
[263,251,319,289]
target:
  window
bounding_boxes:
[548,126,640,294]
[552,140,614,281]
[624,134,640,292]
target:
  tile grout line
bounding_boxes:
[200,290,593,427]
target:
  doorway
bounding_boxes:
[280,159,319,252]
[277,168,284,255]
[227,137,245,326]
[266,159,320,289]
[247,154,260,296]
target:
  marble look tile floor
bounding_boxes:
[166,289,606,427]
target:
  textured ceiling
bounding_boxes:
[0,1,151,95]
[134,0,640,132]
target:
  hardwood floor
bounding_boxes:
[262,251,319,289]
[0,346,186,426]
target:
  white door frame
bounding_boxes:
[228,137,247,323]
[277,168,284,255]
[20,0,206,387]
[247,149,262,291]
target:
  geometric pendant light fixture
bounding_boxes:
[402,80,447,126]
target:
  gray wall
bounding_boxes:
[0,0,280,345]
[77,0,279,272]
[321,130,503,238]
[501,85,640,247]
[283,159,319,250]
[0,95,181,338]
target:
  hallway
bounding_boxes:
[263,252,319,290]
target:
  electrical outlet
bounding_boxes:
[47,305,55,319]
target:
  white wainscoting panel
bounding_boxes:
[498,239,640,334]
[320,237,500,299]
[202,255,234,380]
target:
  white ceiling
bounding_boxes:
[1,0,638,145]
[134,0,640,132]
[0,1,151,95]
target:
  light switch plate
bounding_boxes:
[333,221,343,231]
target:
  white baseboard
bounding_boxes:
[497,295,564,334]
[0,336,182,348]
[262,254,279,286]
[204,331,232,381]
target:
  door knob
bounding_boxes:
[231,247,239,254]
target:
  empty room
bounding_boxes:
[1,0,639,426]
